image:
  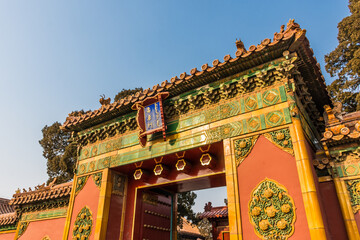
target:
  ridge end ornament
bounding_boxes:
[131,92,169,147]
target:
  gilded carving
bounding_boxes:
[234,135,259,166]
[17,221,29,239]
[249,179,296,240]
[18,199,69,213]
[73,206,93,240]
[346,179,360,213]
[113,174,126,196]
[42,236,51,240]
[92,172,102,188]
[263,128,294,156]
[75,175,90,196]
[331,147,360,163]
[75,117,137,147]
[143,192,158,206]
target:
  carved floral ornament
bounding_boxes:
[16,221,29,239]
[75,172,102,196]
[73,206,93,240]
[234,135,259,166]
[331,147,360,163]
[234,128,294,166]
[249,179,296,240]
[346,179,360,214]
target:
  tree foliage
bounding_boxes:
[197,218,213,240]
[177,191,198,228]
[325,0,360,112]
[114,87,143,102]
[40,88,143,184]
[39,122,77,184]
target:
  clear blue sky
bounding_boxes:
[0,1,349,212]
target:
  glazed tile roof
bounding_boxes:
[198,206,228,219]
[62,19,330,131]
[0,198,17,227]
[178,217,203,238]
[321,104,360,146]
[0,198,14,214]
[9,181,72,206]
[0,212,17,226]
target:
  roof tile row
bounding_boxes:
[0,212,17,226]
[322,104,360,143]
[0,198,14,215]
[198,206,228,219]
[9,181,72,206]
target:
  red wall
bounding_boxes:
[0,231,15,240]
[106,194,125,240]
[355,212,360,233]
[123,180,142,240]
[237,135,311,239]
[318,181,348,239]
[19,218,65,240]
[67,176,100,240]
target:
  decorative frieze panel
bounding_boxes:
[169,83,250,120]
[331,147,360,177]
[16,222,29,239]
[331,147,360,163]
[77,108,292,174]
[92,172,102,188]
[75,173,102,195]
[233,128,294,166]
[73,206,93,240]
[78,85,288,161]
[249,179,296,240]
[18,199,68,214]
[76,117,137,147]
[263,129,294,156]
[335,164,360,178]
[234,136,259,166]
[75,175,90,196]
[21,208,68,222]
[346,179,360,214]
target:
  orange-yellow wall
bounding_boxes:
[19,218,65,240]
[67,176,100,240]
[237,135,311,239]
[0,231,15,240]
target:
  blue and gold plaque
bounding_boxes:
[144,102,162,132]
[131,92,169,147]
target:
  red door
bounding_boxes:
[134,190,173,240]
